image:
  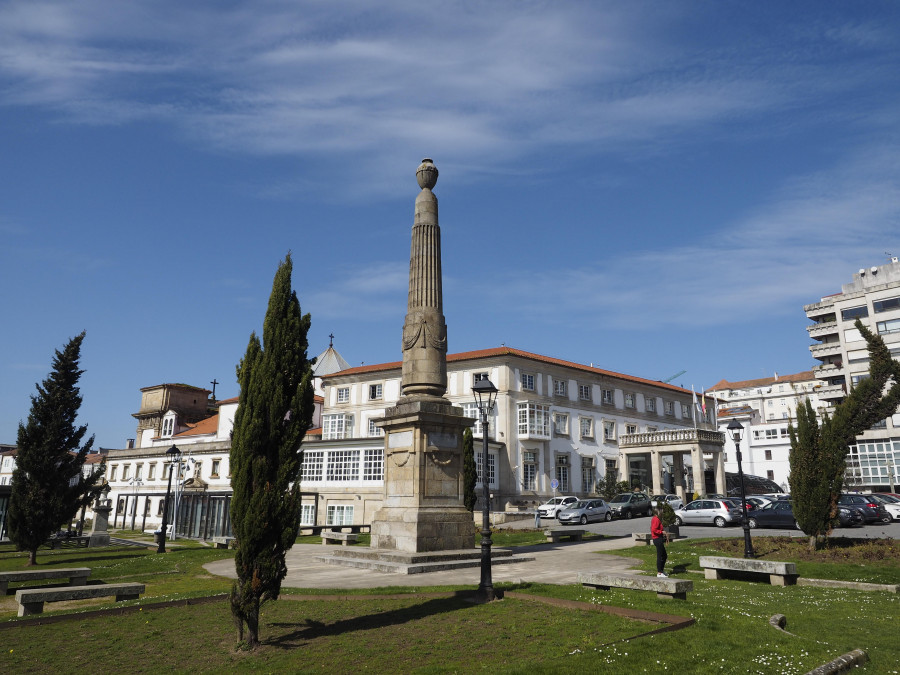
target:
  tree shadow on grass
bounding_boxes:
[263,593,477,649]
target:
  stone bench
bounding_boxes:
[15,582,145,616]
[321,531,360,546]
[0,568,91,595]
[632,533,652,545]
[544,528,585,543]
[212,536,234,549]
[699,556,798,586]
[579,572,693,600]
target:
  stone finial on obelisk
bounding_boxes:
[400,158,448,401]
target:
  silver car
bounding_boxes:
[558,499,611,525]
[650,494,683,510]
[674,499,742,527]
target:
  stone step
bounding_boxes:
[315,552,535,575]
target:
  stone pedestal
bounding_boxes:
[88,500,112,548]
[370,398,475,553]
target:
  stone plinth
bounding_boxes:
[88,501,112,548]
[370,398,475,552]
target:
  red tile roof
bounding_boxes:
[708,371,816,392]
[174,414,219,438]
[322,346,693,394]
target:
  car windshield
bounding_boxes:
[545,498,563,505]
[572,501,591,509]
[610,494,631,503]
[876,494,900,503]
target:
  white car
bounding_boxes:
[537,496,578,519]
[650,494,683,510]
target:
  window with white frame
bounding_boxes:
[475,451,496,487]
[605,458,617,476]
[122,464,131,480]
[625,424,637,435]
[300,504,315,526]
[368,383,383,400]
[664,401,674,415]
[517,402,550,437]
[764,450,773,460]
[555,455,570,492]
[326,450,361,481]
[578,384,591,401]
[646,397,656,412]
[462,402,493,437]
[363,448,384,481]
[301,450,324,482]
[581,456,595,493]
[521,373,535,391]
[473,372,489,385]
[579,416,594,439]
[322,414,354,440]
[368,418,385,437]
[603,421,616,441]
[211,459,221,477]
[135,464,143,481]
[553,412,569,436]
[337,387,350,403]
[147,463,156,480]
[601,389,613,405]
[624,393,635,408]
[109,465,118,481]
[522,451,537,490]
[681,403,690,418]
[326,505,354,526]
[554,379,568,397]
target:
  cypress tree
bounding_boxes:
[789,319,900,550]
[463,427,477,512]
[229,254,314,648]
[9,332,103,565]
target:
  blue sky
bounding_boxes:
[2,1,900,449]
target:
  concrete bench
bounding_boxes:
[544,528,585,543]
[211,536,234,549]
[579,572,693,600]
[15,582,145,616]
[700,556,798,586]
[321,531,360,546]
[632,533,652,545]
[0,568,91,595]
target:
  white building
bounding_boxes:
[305,346,714,527]
[804,258,900,490]
[709,371,823,489]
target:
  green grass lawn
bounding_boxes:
[0,537,897,673]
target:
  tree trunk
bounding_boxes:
[808,535,817,552]
[28,549,37,566]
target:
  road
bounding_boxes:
[509,513,900,541]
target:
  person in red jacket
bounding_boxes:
[650,507,669,577]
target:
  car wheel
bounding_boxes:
[580,515,588,525]
[646,508,653,517]
[714,516,726,528]
[674,516,683,526]
[625,510,633,520]
[604,512,612,522]
[882,516,892,523]
[747,518,758,529]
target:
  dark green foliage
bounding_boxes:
[789,319,900,550]
[658,502,677,527]
[229,255,315,647]
[463,427,477,512]
[600,475,629,501]
[8,332,104,564]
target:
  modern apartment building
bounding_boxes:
[804,257,900,490]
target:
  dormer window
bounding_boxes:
[161,412,177,438]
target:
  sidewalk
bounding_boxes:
[204,534,645,590]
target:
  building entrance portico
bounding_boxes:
[619,428,726,500]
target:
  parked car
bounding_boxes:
[746,496,775,509]
[558,499,611,525]
[674,499,742,527]
[867,494,900,522]
[650,494,683,510]
[722,498,756,511]
[837,506,864,527]
[537,496,578,519]
[746,500,799,529]
[837,494,889,524]
[607,492,652,519]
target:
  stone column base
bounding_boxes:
[370,506,475,553]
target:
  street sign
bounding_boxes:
[550,479,559,490]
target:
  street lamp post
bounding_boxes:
[472,378,499,602]
[157,444,181,554]
[727,419,755,559]
[128,477,143,531]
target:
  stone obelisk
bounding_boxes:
[370,159,476,553]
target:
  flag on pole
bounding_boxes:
[691,386,698,427]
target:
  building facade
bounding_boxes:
[804,258,900,491]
